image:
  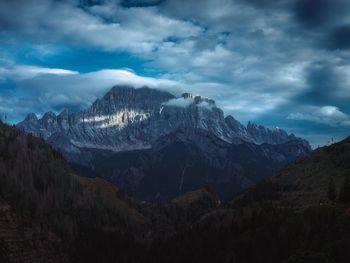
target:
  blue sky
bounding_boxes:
[0,0,350,147]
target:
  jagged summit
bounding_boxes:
[58,108,69,117]
[24,113,38,122]
[41,111,57,123]
[181,92,216,106]
[18,85,310,156]
[181,92,194,99]
[246,121,297,145]
[89,85,175,114]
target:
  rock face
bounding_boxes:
[18,85,310,155]
[17,85,311,201]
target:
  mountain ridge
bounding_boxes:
[18,85,310,156]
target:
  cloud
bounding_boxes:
[328,25,350,50]
[120,0,164,7]
[293,0,350,28]
[162,96,215,109]
[0,65,78,80]
[294,61,350,108]
[0,0,202,54]
[162,98,192,108]
[291,0,350,51]
[288,106,350,127]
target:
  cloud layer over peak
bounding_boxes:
[0,66,183,120]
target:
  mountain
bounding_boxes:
[18,86,309,154]
[18,85,311,201]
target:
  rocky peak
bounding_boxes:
[57,109,70,131]
[18,85,311,154]
[58,109,69,118]
[247,121,262,130]
[41,111,57,122]
[247,121,296,145]
[194,96,215,106]
[181,93,194,99]
[24,113,38,123]
[89,85,175,115]
[225,116,245,131]
[181,93,216,106]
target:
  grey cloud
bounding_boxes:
[288,106,350,127]
[294,61,350,108]
[0,0,202,54]
[162,97,192,108]
[293,0,350,28]
[328,25,350,50]
[291,0,350,51]
[120,0,163,7]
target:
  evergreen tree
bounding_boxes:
[339,175,350,203]
[328,178,336,202]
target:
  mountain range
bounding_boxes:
[18,85,311,201]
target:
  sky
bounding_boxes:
[0,0,349,147]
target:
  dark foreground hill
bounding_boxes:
[0,122,152,262]
[1,121,350,263]
[235,136,350,207]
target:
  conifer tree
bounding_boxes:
[328,177,336,202]
[339,175,350,203]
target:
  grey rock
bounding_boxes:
[17,85,311,163]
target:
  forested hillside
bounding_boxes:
[0,122,150,262]
[1,121,350,263]
[235,137,350,207]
